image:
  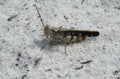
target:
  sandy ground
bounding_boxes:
[0,0,120,79]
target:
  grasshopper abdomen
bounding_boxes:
[50,29,100,43]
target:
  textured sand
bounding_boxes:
[0,0,120,79]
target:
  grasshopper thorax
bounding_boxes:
[44,25,52,38]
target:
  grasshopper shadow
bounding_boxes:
[33,39,59,50]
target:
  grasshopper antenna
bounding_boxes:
[35,4,45,27]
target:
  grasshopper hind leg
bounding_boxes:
[78,36,86,42]
[63,36,86,55]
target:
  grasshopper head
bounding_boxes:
[44,25,51,38]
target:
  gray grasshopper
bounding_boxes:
[35,5,100,55]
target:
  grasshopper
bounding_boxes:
[35,5,100,55]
